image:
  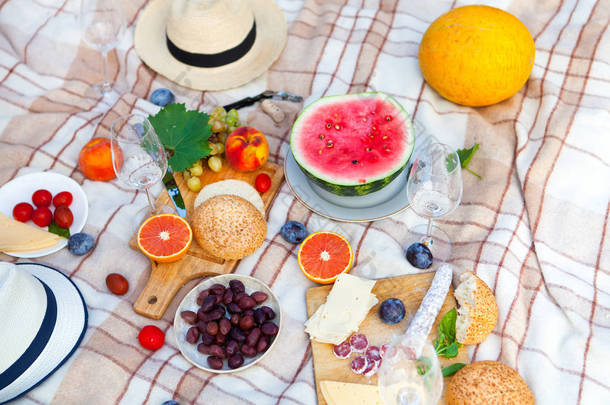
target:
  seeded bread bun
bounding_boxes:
[191,195,266,260]
[454,271,498,345]
[446,361,534,405]
[194,179,265,215]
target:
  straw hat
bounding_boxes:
[0,262,87,403]
[135,0,287,91]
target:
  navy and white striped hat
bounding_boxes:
[0,262,87,403]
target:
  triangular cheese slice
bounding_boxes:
[0,213,62,252]
[320,381,384,405]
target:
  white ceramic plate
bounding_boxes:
[174,274,282,374]
[284,131,438,222]
[0,172,89,258]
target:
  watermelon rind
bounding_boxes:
[290,92,415,197]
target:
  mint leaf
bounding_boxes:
[442,363,466,377]
[48,221,70,238]
[439,308,458,342]
[456,143,482,179]
[442,341,460,358]
[434,308,462,359]
[148,103,212,172]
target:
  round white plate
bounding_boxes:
[174,274,282,374]
[0,172,89,258]
[284,131,438,222]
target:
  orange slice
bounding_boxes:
[297,231,353,284]
[137,214,193,263]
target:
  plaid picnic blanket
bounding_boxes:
[1,0,609,404]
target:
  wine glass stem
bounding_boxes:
[145,188,156,214]
[101,50,111,92]
[423,218,434,246]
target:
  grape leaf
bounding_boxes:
[48,221,70,238]
[457,143,482,179]
[148,103,212,172]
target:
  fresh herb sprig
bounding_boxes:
[442,363,466,377]
[446,143,482,179]
[433,308,462,358]
[48,221,70,238]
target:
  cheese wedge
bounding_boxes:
[305,273,378,344]
[0,213,62,252]
[320,381,384,405]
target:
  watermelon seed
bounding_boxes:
[318,149,322,155]
[372,126,377,131]
[334,124,340,130]
[352,160,358,164]
[327,141,334,148]
[326,123,332,129]
[385,115,392,121]
[362,117,367,122]
[319,134,325,140]
[366,148,372,152]
[383,135,388,140]
[368,133,374,138]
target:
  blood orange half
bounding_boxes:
[137,214,192,263]
[297,231,353,284]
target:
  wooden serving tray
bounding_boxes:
[129,158,283,319]
[306,272,469,405]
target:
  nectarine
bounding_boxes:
[225,127,269,172]
[78,137,121,181]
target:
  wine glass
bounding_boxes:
[80,0,125,93]
[405,143,462,261]
[110,114,167,215]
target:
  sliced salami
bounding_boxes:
[380,343,389,359]
[363,358,380,378]
[365,345,382,363]
[349,333,369,353]
[333,340,352,359]
[350,355,367,374]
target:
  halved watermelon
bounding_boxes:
[290,92,415,196]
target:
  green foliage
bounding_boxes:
[433,308,462,359]
[442,363,466,377]
[48,221,70,238]
[148,103,212,172]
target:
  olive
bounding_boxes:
[201,331,215,345]
[219,318,232,335]
[210,283,226,296]
[228,353,244,369]
[243,309,255,318]
[261,306,276,320]
[197,343,211,355]
[215,332,226,345]
[186,327,200,344]
[209,344,226,359]
[234,292,248,303]
[226,340,240,356]
[261,322,279,336]
[207,356,224,370]
[230,313,240,326]
[240,344,257,358]
[196,320,207,333]
[239,315,254,331]
[251,291,268,304]
[200,296,216,312]
[238,296,256,310]
[254,308,266,325]
[206,321,219,335]
[197,289,210,305]
[230,328,246,342]
[229,279,245,294]
[246,327,261,347]
[180,311,197,325]
[223,289,234,304]
[214,294,223,305]
[208,307,225,322]
[228,303,242,314]
[256,335,269,353]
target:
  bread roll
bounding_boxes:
[191,195,266,260]
[455,271,498,345]
[446,361,534,405]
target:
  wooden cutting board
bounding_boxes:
[306,272,469,405]
[129,158,283,319]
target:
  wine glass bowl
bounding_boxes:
[80,0,125,93]
[405,143,463,262]
[110,114,167,215]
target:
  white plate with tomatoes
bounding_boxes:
[0,171,89,258]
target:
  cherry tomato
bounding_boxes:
[138,325,165,350]
[53,191,73,207]
[13,202,34,222]
[32,207,52,227]
[255,173,271,193]
[54,205,74,228]
[105,273,129,295]
[32,189,52,207]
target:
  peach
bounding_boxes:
[225,127,269,172]
[78,137,121,181]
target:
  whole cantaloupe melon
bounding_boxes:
[418,5,535,107]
